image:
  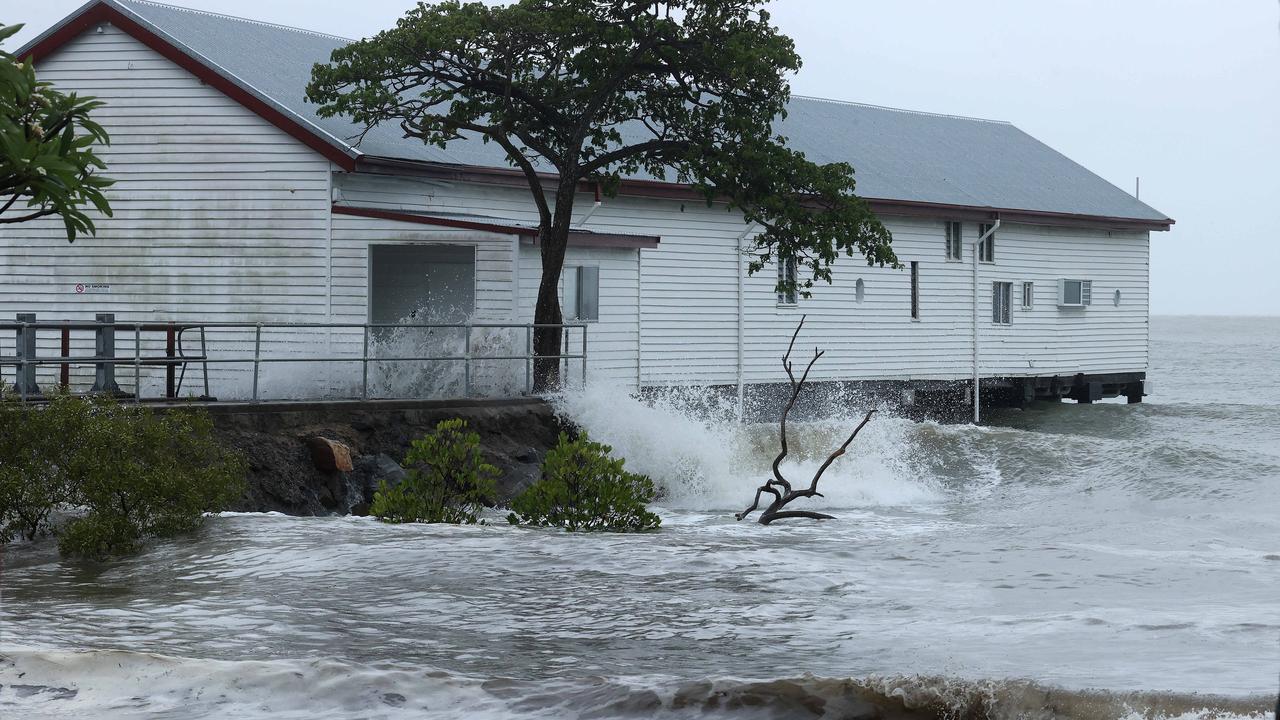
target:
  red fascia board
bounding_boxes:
[333,205,661,249]
[21,2,358,172]
[333,205,534,235]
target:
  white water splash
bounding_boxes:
[551,382,941,511]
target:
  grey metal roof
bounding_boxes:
[29,0,1171,224]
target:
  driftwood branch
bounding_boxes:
[738,315,877,525]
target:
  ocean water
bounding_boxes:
[1,315,1277,719]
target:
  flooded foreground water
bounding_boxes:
[2,317,1278,719]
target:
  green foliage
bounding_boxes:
[371,419,498,524]
[0,395,245,559]
[306,0,895,311]
[508,433,660,532]
[1,22,113,240]
[0,393,93,543]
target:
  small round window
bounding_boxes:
[1113,289,1122,306]
[855,278,866,304]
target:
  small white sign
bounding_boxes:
[74,283,111,294]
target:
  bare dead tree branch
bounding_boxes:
[737,316,877,525]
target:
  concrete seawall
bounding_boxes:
[201,398,567,515]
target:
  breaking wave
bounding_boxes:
[2,649,1271,720]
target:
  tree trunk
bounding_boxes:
[531,179,579,391]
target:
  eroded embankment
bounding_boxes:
[205,398,567,516]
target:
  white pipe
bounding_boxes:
[972,218,1001,423]
[576,184,603,227]
[736,222,759,420]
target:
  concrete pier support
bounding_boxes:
[13,313,41,398]
[91,312,123,394]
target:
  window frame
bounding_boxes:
[564,264,601,321]
[1021,281,1034,309]
[910,261,920,320]
[978,223,996,263]
[777,256,798,306]
[992,281,1012,324]
[945,221,963,261]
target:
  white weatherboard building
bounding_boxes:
[3,0,1173,410]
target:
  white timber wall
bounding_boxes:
[335,173,640,389]
[336,171,1151,389]
[0,25,331,397]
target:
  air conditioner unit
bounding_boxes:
[1057,279,1092,308]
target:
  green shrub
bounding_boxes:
[0,395,245,558]
[0,393,92,542]
[507,433,660,532]
[371,419,498,524]
[58,402,246,559]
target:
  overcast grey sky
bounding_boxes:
[10,1,1279,316]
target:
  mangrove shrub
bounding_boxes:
[508,433,660,532]
[0,395,246,558]
[371,419,498,524]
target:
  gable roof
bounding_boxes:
[20,0,1173,230]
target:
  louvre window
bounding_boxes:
[1057,279,1093,307]
[945,222,963,261]
[777,257,798,305]
[992,281,1012,324]
[565,265,600,321]
[978,223,996,263]
[1022,281,1034,309]
[910,262,920,320]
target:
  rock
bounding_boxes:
[307,437,353,472]
[345,453,408,515]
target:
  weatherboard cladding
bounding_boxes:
[23,0,1171,225]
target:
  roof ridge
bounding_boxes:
[112,0,354,43]
[791,94,1012,125]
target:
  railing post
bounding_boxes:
[251,323,262,402]
[525,325,533,395]
[92,313,122,394]
[60,325,70,389]
[581,324,588,387]
[361,325,369,401]
[133,323,142,403]
[199,326,211,398]
[165,322,176,399]
[463,324,472,397]
[14,313,39,401]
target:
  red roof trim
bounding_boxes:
[332,205,661,249]
[333,205,534,235]
[20,2,358,172]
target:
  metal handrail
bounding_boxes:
[1,320,588,403]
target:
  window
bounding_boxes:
[945,221,963,261]
[910,261,920,320]
[777,257,798,305]
[855,277,866,304]
[1057,279,1093,308]
[565,265,600,320]
[978,223,996,263]
[1022,281,1034,309]
[992,281,1012,324]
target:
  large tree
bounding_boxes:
[1,23,113,240]
[307,0,897,389]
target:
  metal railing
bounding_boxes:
[0,318,588,404]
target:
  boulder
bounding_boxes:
[345,453,409,515]
[307,436,354,472]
